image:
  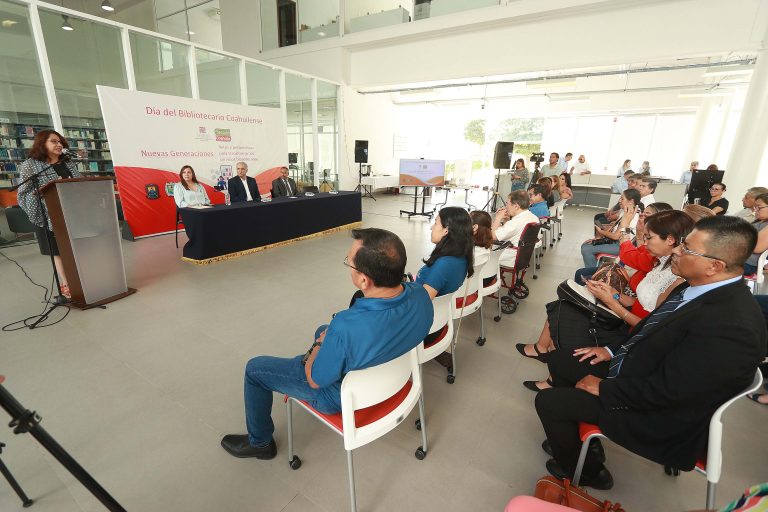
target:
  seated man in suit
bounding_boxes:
[220,228,433,459]
[535,216,766,489]
[271,167,299,198]
[227,161,261,203]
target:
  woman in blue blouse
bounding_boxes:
[416,206,474,298]
[173,165,211,207]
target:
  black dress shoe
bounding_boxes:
[515,343,550,363]
[523,379,553,392]
[542,439,605,463]
[221,434,277,459]
[545,458,613,490]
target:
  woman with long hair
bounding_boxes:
[416,206,474,299]
[555,173,573,202]
[173,165,211,207]
[16,129,81,298]
[580,188,642,267]
[510,158,529,192]
[537,176,555,207]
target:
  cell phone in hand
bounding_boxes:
[580,275,589,284]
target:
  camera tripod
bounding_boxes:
[0,376,126,511]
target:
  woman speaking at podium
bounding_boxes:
[17,129,81,298]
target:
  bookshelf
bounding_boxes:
[0,113,115,190]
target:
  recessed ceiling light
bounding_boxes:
[702,64,753,77]
[101,0,115,11]
[187,30,195,35]
[317,31,326,37]
[1,19,18,28]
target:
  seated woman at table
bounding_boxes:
[173,165,211,208]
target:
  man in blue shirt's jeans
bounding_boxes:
[221,228,434,459]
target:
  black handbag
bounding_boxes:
[556,279,625,330]
[590,237,616,246]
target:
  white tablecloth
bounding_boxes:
[361,175,399,190]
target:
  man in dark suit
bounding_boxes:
[227,162,261,203]
[535,216,766,490]
[271,167,298,198]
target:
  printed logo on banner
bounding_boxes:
[145,184,160,200]
[195,126,210,141]
[214,128,231,142]
[165,182,176,196]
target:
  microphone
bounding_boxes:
[61,148,80,160]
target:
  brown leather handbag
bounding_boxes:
[534,476,626,512]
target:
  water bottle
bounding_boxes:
[224,190,230,206]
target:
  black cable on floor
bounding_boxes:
[0,250,71,331]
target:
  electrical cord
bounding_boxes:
[0,249,71,331]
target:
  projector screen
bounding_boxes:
[399,159,446,187]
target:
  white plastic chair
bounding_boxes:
[413,293,455,437]
[286,348,425,512]
[476,247,504,346]
[743,249,768,295]
[572,369,763,509]
[445,259,487,383]
[551,198,568,241]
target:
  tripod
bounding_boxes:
[482,168,507,213]
[0,441,33,508]
[353,163,375,200]
[0,377,126,511]
[319,169,333,192]
[10,165,70,322]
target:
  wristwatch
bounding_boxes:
[621,228,634,234]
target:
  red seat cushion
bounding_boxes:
[744,274,757,279]
[578,422,602,441]
[424,324,449,349]
[295,380,413,433]
[455,291,479,309]
[695,459,706,472]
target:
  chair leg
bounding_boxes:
[572,435,595,487]
[175,227,179,248]
[346,450,357,512]
[478,301,486,344]
[497,289,502,318]
[418,391,428,454]
[706,481,716,510]
[286,399,294,462]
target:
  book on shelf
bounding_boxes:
[0,125,10,136]
[20,139,33,148]
[89,161,99,171]
[0,148,8,159]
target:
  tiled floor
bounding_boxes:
[0,192,765,511]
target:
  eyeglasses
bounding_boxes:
[343,255,359,271]
[679,237,723,262]
[709,187,723,192]
[753,204,768,212]
[641,233,656,242]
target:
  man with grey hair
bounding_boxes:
[228,161,261,203]
[680,161,698,187]
[731,186,768,221]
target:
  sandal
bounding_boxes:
[523,379,553,392]
[747,393,768,405]
[516,343,550,363]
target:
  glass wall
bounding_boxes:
[131,32,193,98]
[298,0,340,43]
[39,8,127,176]
[196,49,240,104]
[156,0,222,49]
[317,81,338,190]
[0,0,52,187]
[246,62,280,107]
[0,1,340,190]
[346,0,411,34]
[285,73,313,186]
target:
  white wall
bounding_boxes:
[220,0,261,57]
[298,0,339,28]
[339,86,397,189]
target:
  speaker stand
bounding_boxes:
[482,168,506,213]
[353,163,375,200]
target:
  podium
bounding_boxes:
[40,177,135,308]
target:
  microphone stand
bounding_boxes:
[10,160,71,320]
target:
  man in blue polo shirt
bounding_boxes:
[528,184,550,218]
[221,228,433,459]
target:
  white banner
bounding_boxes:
[97,86,288,237]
